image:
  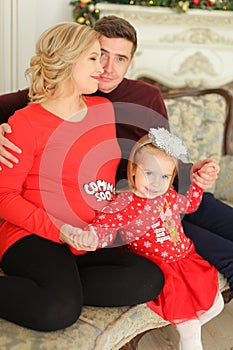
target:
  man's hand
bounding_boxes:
[60,224,99,251]
[192,159,219,190]
[0,123,22,170]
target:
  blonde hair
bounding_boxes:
[127,134,178,190]
[25,22,101,103]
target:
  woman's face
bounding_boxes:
[72,40,104,95]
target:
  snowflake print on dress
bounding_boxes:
[144,204,152,211]
[144,241,152,249]
[161,251,169,259]
[89,184,203,256]
[135,219,143,226]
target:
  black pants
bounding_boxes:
[0,235,164,331]
[183,192,233,294]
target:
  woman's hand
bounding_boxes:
[0,123,22,170]
[60,224,99,251]
[192,159,219,190]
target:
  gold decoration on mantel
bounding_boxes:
[159,28,233,45]
[96,5,233,26]
[175,52,217,76]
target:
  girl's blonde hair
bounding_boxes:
[25,22,101,103]
[127,134,178,190]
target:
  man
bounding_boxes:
[0,16,232,297]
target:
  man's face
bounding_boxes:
[98,35,134,93]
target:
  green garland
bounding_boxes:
[70,0,233,26]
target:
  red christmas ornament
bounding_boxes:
[74,6,81,13]
[204,1,214,6]
[192,0,200,4]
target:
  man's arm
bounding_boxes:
[0,89,29,169]
[0,124,22,170]
[0,88,29,123]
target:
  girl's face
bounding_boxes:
[132,148,176,199]
[72,40,104,95]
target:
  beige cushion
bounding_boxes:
[215,155,233,205]
[164,93,227,164]
[164,93,227,193]
[0,266,168,350]
[0,267,228,350]
[0,304,168,350]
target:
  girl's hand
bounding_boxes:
[192,159,219,190]
[60,224,99,251]
[0,123,22,170]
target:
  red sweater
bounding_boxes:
[0,96,121,258]
[0,79,168,182]
[88,184,203,255]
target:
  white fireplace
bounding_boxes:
[97,4,233,89]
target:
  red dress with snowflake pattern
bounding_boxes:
[88,183,219,325]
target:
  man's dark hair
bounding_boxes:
[94,15,137,56]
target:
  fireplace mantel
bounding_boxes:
[97,4,233,89]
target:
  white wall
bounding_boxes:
[0,0,73,94]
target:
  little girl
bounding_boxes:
[61,128,223,350]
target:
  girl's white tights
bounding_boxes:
[176,292,224,350]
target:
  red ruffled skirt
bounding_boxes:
[146,247,219,325]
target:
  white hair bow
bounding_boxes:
[148,128,189,162]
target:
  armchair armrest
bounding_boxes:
[215,155,233,205]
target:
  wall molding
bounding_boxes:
[0,0,36,93]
